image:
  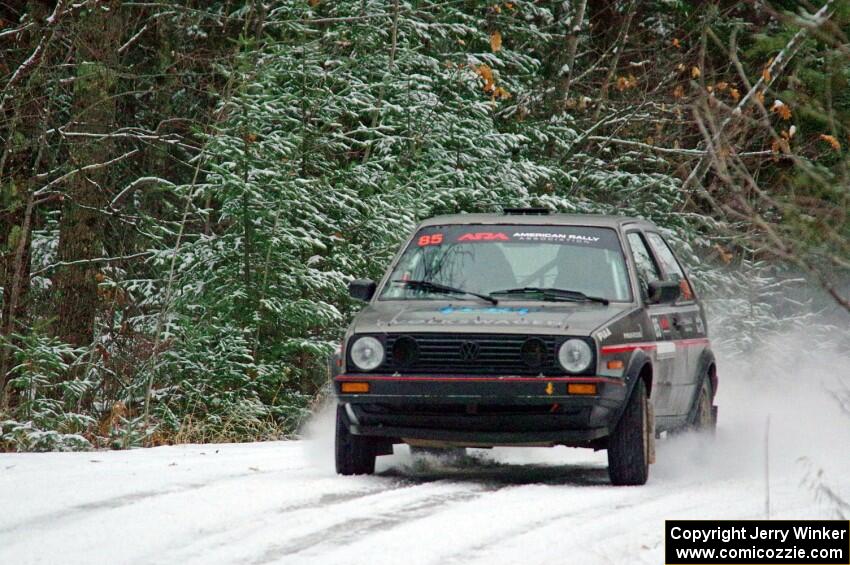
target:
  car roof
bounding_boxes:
[418,213,658,231]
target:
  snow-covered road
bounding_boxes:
[2,344,848,565]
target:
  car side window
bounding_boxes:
[645,233,684,281]
[645,232,695,301]
[626,232,661,300]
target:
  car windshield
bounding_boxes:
[380,224,631,302]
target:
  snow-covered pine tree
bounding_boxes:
[133,1,706,440]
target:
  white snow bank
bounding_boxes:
[1,331,847,564]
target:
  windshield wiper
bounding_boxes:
[490,287,609,305]
[391,279,499,305]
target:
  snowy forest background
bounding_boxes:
[1,0,848,451]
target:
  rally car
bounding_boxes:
[331,209,717,485]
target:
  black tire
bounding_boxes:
[335,404,376,475]
[688,376,716,433]
[607,379,650,486]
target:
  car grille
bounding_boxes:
[370,333,568,376]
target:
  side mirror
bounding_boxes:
[349,279,377,302]
[647,280,680,305]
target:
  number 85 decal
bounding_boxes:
[418,234,443,246]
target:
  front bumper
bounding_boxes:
[334,374,627,446]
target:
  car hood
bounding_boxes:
[350,300,634,337]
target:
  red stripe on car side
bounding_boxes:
[675,337,711,348]
[599,342,658,354]
[601,337,710,355]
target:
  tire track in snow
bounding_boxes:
[0,467,295,536]
[439,487,666,564]
[276,483,407,513]
[253,489,486,563]
[443,475,770,564]
[295,462,619,565]
[152,476,426,563]
[249,461,611,564]
[172,477,503,565]
[278,476,474,513]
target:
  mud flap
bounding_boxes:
[647,402,656,465]
[711,405,718,423]
[375,441,394,456]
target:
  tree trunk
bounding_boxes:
[0,0,55,406]
[0,197,34,407]
[559,0,587,103]
[53,1,123,348]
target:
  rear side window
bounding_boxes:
[626,232,660,300]
[645,233,684,280]
[645,233,694,301]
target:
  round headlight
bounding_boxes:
[558,339,593,373]
[350,336,384,371]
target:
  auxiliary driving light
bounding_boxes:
[521,337,547,368]
[392,336,419,368]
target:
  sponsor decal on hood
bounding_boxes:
[440,306,531,315]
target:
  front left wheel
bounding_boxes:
[335,404,377,475]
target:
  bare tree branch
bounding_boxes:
[33,252,155,276]
[34,149,139,196]
[683,0,836,191]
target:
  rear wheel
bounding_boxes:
[607,379,651,486]
[335,405,377,475]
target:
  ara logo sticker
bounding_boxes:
[596,327,612,341]
[457,232,510,242]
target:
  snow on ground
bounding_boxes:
[1,336,848,565]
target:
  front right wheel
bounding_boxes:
[607,379,651,486]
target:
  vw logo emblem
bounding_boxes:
[459,341,480,361]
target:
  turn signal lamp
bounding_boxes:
[341,382,370,393]
[567,383,598,395]
[606,360,624,370]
